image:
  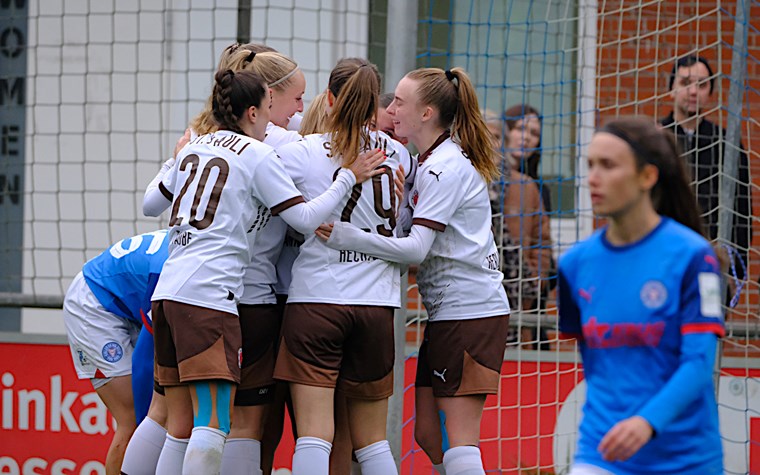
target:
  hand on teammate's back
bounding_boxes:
[173,128,192,158]
[347,148,386,182]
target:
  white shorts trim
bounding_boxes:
[62,272,141,380]
[568,463,616,475]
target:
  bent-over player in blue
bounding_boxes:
[62,229,168,474]
[558,117,724,475]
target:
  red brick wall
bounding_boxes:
[596,1,760,334]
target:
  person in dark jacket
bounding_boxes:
[660,54,751,284]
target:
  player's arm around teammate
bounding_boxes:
[142,68,384,475]
[318,67,511,475]
[182,43,309,475]
[558,117,724,475]
[272,58,405,475]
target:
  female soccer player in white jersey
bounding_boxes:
[272,57,410,475]
[142,68,384,475]
[184,44,309,474]
[317,67,511,475]
[558,117,724,475]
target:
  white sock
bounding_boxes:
[221,438,262,475]
[182,426,227,475]
[121,417,167,475]
[155,435,189,475]
[292,436,331,475]
[442,446,485,475]
[433,463,447,474]
[350,460,362,475]
[354,440,397,475]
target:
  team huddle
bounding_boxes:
[62,42,726,475]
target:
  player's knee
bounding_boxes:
[414,424,440,454]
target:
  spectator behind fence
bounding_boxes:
[486,110,553,349]
[660,54,752,289]
[505,104,552,213]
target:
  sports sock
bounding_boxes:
[182,426,227,475]
[120,417,167,475]
[442,445,485,475]
[355,440,397,475]
[292,436,331,475]
[154,434,189,475]
[220,438,262,475]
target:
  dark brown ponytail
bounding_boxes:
[211,69,267,134]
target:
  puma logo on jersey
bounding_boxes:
[433,369,447,382]
[428,170,443,181]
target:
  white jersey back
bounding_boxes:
[240,123,302,305]
[410,138,509,321]
[152,130,305,314]
[279,130,409,306]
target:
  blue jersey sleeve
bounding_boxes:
[637,332,718,434]
[680,246,725,337]
[558,267,583,340]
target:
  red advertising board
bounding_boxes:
[2,342,757,474]
[0,342,111,474]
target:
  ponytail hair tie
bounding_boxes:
[246,51,256,63]
[445,69,459,88]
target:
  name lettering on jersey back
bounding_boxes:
[283,233,303,248]
[321,136,397,159]
[339,250,377,263]
[191,132,251,156]
[485,252,499,270]
[583,316,665,349]
[172,230,193,246]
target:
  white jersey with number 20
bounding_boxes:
[152,130,307,315]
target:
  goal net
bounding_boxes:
[0,0,758,473]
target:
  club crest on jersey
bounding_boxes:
[640,280,667,309]
[101,342,123,363]
[411,189,419,208]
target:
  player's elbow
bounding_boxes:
[142,193,167,217]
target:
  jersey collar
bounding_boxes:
[418,131,450,165]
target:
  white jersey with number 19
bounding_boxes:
[152,130,307,315]
[279,130,409,307]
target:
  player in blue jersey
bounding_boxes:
[558,116,724,475]
[62,230,169,475]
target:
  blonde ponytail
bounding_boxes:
[326,58,381,167]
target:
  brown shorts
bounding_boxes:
[415,315,509,397]
[273,303,394,400]
[152,300,242,386]
[235,303,283,406]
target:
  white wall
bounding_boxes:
[21,0,369,333]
